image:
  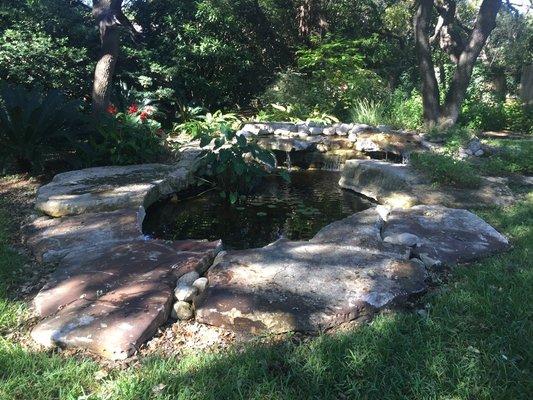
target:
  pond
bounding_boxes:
[143,170,372,250]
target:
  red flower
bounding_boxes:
[139,111,149,121]
[106,104,118,115]
[128,103,139,114]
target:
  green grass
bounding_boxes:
[411,152,482,188]
[477,139,533,176]
[0,195,532,399]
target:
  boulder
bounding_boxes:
[339,159,515,209]
[31,238,221,359]
[196,208,424,333]
[196,238,426,333]
[383,205,510,265]
[35,161,195,217]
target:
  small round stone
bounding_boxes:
[174,284,198,302]
[193,277,208,293]
[171,301,194,320]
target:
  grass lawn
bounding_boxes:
[0,190,531,399]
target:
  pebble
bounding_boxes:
[193,277,209,293]
[174,284,198,302]
[171,301,194,320]
[177,271,200,286]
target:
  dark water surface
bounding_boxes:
[143,170,371,250]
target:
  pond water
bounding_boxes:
[143,170,372,250]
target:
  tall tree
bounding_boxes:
[414,0,502,127]
[91,0,138,114]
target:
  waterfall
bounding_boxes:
[322,155,343,171]
[285,151,292,170]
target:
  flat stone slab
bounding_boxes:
[196,204,510,334]
[35,162,194,217]
[196,208,426,333]
[22,209,143,262]
[382,205,510,266]
[32,239,221,359]
[339,159,515,208]
[196,240,425,333]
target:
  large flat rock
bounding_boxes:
[382,205,510,266]
[339,159,515,208]
[22,209,143,262]
[196,208,425,333]
[35,162,195,217]
[196,204,510,334]
[196,240,426,333]
[31,239,221,359]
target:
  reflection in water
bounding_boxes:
[143,170,372,250]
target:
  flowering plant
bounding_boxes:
[82,103,167,166]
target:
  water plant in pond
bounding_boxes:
[195,126,289,203]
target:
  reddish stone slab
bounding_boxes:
[32,238,221,359]
[22,209,143,262]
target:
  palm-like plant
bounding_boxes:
[0,84,87,172]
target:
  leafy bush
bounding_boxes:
[174,110,241,138]
[410,152,481,188]
[388,90,424,130]
[0,26,91,98]
[0,84,87,172]
[195,126,287,203]
[503,99,533,134]
[81,104,166,166]
[261,38,388,119]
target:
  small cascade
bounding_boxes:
[285,151,292,170]
[322,155,343,171]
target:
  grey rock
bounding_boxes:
[193,277,209,293]
[467,138,482,153]
[383,205,510,266]
[308,127,324,135]
[172,301,194,320]
[383,232,421,247]
[474,149,484,157]
[376,124,393,133]
[348,132,358,142]
[323,127,336,136]
[174,284,198,302]
[177,271,201,286]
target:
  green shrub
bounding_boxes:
[0,84,87,173]
[81,104,166,166]
[410,152,481,188]
[503,99,533,134]
[195,126,287,203]
[261,38,388,120]
[0,26,91,98]
[173,110,241,138]
[388,90,424,130]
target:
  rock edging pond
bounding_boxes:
[25,128,511,360]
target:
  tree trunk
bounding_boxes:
[414,0,440,126]
[91,0,122,115]
[440,0,502,127]
[92,28,119,115]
